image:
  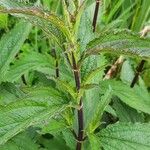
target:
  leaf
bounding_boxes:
[0,14,8,28]
[120,59,134,83]
[0,0,71,45]
[105,105,117,117]
[0,21,32,83]
[82,64,107,85]
[0,86,69,145]
[0,131,38,150]
[38,134,70,150]
[5,51,55,82]
[77,4,95,51]
[23,86,68,104]
[73,1,86,39]
[84,87,101,129]
[100,80,150,115]
[131,0,150,31]
[42,119,66,134]
[62,129,76,150]
[81,54,106,82]
[98,123,150,150]
[88,134,102,150]
[53,79,77,101]
[106,0,124,23]
[86,30,150,60]
[0,82,24,105]
[88,87,112,132]
[113,99,144,123]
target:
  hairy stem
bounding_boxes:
[76,100,84,150]
[130,60,145,88]
[75,0,101,149]
[92,0,100,32]
[71,52,84,150]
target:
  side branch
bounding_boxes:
[92,0,101,32]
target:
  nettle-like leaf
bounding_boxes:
[113,100,144,123]
[38,133,70,150]
[85,30,150,60]
[77,2,95,52]
[0,131,38,150]
[120,59,135,83]
[88,87,112,132]
[0,82,24,105]
[0,0,72,45]
[53,79,77,101]
[0,21,32,83]
[98,123,150,150]
[88,134,102,150]
[0,86,69,145]
[5,51,55,82]
[42,119,67,134]
[100,80,150,114]
[81,54,106,82]
[0,13,8,28]
[62,129,76,150]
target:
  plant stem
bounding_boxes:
[130,60,145,88]
[74,0,101,149]
[76,99,84,150]
[92,0,100,32]
[71,52,84,150]
[52,48,59,78]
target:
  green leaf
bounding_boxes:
[113,100,144,123]
[88,87,112,132]
[82,64,107,85]
[53,79,77,101]
[0,86,69,145]
[5,51,55,82]
[0,0,72,45]
[73,1,86,39]
[38,133,70,150]
[88,134,102,150]
[106,0,124,23]
[23,86,68,104]
[0,21,32,83]
[42,119,66,134]
[98,123,150,150]
[131,0,150,31]
[84,87,101,129]
[62,129,76,150]
[100,80,150,115]
[105,105,117,117]
[0,14,8,28]
[0,82,24,105]
[0,131,38,150]
[81,54,106,82]
[120,59,134,83]
[78,5,95,51]
[86,30,150,60]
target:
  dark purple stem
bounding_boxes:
[92,0,100,32]
[71,52,84,150]
[130,60,145,88]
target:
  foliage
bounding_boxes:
[0,0,150,150]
